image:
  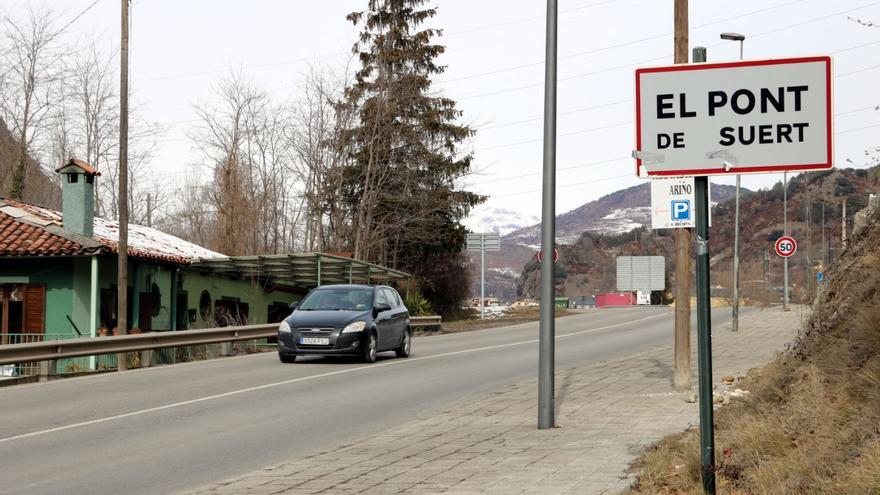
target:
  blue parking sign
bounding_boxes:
[671,200,691,221]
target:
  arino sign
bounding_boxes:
[635,56,832,177]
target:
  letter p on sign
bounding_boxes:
[671,200,691,221]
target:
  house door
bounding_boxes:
[138,292,154,332]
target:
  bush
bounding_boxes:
[404,292,433,316]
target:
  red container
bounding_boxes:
[594,292,635,308]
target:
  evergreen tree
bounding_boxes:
[342,0,483,316]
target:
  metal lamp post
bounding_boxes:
[720,32,744,332]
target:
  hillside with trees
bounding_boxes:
[518,166,880,304]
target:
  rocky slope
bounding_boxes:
[471,181,739,301]
[517,167,880,302]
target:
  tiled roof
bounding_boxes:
[55,158,100,176]
[0,209,96,257]
[0,198,225,264]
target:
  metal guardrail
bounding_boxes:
[0,324,278,366]
[410,315,442,327]
[0,315,442,369]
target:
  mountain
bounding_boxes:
[517,167,880,303]
[470,181,741,301]
[463,205,540,236]
[505,181,741,246]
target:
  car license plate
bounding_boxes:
[300,337,330,345]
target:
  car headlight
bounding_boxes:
[342,321,366,333]
[279,321,291,333]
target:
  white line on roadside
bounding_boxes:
[0,312,669,445]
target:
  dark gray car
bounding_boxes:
[277,285,411,363]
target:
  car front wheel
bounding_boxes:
[363,332,378,363]
[395,329,412,358]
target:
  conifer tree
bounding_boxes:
[341,0,483,315]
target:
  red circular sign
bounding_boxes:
[537,249,559,263]
[775,236,797,258]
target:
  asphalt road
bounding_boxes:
[0,306,747,494]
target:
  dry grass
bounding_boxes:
[627,211,880,494]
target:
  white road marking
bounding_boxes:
[0,311,669,445]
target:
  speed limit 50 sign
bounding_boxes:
[775,236,798,258]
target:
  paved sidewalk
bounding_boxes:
[184,306,805,495]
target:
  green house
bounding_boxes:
[0,159,408,371]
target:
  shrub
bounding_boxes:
[404,292,433,317]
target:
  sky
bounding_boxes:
[6,0,880,220]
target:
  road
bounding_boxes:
[0,306,746,494]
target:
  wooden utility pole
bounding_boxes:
[673,0,692,391]
[117,0,130,371]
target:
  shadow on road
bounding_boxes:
[643,358,674,387]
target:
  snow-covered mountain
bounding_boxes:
[466,182,744,301]
[504,182,741,246]
[463,206,540,237]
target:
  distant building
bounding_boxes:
[469,297,500,308]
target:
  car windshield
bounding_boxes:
[297,288,374,311]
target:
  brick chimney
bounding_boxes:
[55,158,100,237]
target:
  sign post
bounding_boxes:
[634,48,832,495]
[466,233,501,319]
[537,0,558,431]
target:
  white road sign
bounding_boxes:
[466,233,500,252]
[650,177,712,229]
[617,256,665,292]
[635,56,832,177]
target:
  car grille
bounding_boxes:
[297,327,335,336]
[296,327,336,348]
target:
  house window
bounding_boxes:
[214,299,249,327]
[66,173,78,184]
[1,284,45,343]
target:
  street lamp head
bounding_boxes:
[720,32,746,41]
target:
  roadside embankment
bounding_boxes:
[627,205,880,494]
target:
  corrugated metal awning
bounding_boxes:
[188,252,410,289]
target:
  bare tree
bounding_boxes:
[0,5,62,200]
[290,64,355,253]
[68,41,118,216]
[190,73,270,255]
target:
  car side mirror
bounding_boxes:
[373,303,391,316]
[288,302,298,311]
